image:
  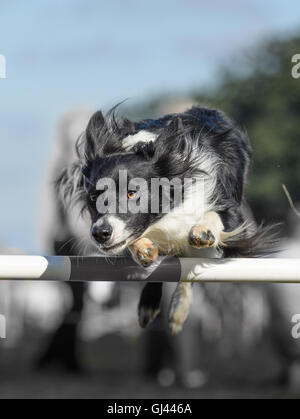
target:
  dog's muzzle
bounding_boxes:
[91,223,113,244]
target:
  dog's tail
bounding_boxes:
[220,223,282,258]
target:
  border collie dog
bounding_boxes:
[58,105,276,334]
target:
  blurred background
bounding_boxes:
[1,0,300,398]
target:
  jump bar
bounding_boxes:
[0,256,300,283]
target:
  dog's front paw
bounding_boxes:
[188,225,216,248]
[129,238,159,268]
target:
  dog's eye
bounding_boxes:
[89,194,98,202]
[127,191,137,200]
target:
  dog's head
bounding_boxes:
[83,150,161,255]
[57,108,206,254]
[57,106,251,255]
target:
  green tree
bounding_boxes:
[128,36,300,230]
[193,36,300,227]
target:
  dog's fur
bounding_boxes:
[57,105,278,334]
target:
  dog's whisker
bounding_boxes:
[57,237,78,253]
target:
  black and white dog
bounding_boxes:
[58,105,277,334]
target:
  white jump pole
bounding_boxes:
[0,256,299,283]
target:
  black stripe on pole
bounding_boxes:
[69,256,181,282]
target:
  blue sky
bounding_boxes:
[1,0,300,252]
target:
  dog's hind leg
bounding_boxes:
[188,211,224,248]
[131,239,161,327]
[129,237,159,267]
[169,282,193,335]
[138,283,163,328]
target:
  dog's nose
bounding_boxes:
[92,224,113,244]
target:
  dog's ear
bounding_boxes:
[152,117,195,177]
[85,108,131,158]
[85,111,106,160]
[55,160,85,209]
[155,116,189,153]
[133,141,156,160]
